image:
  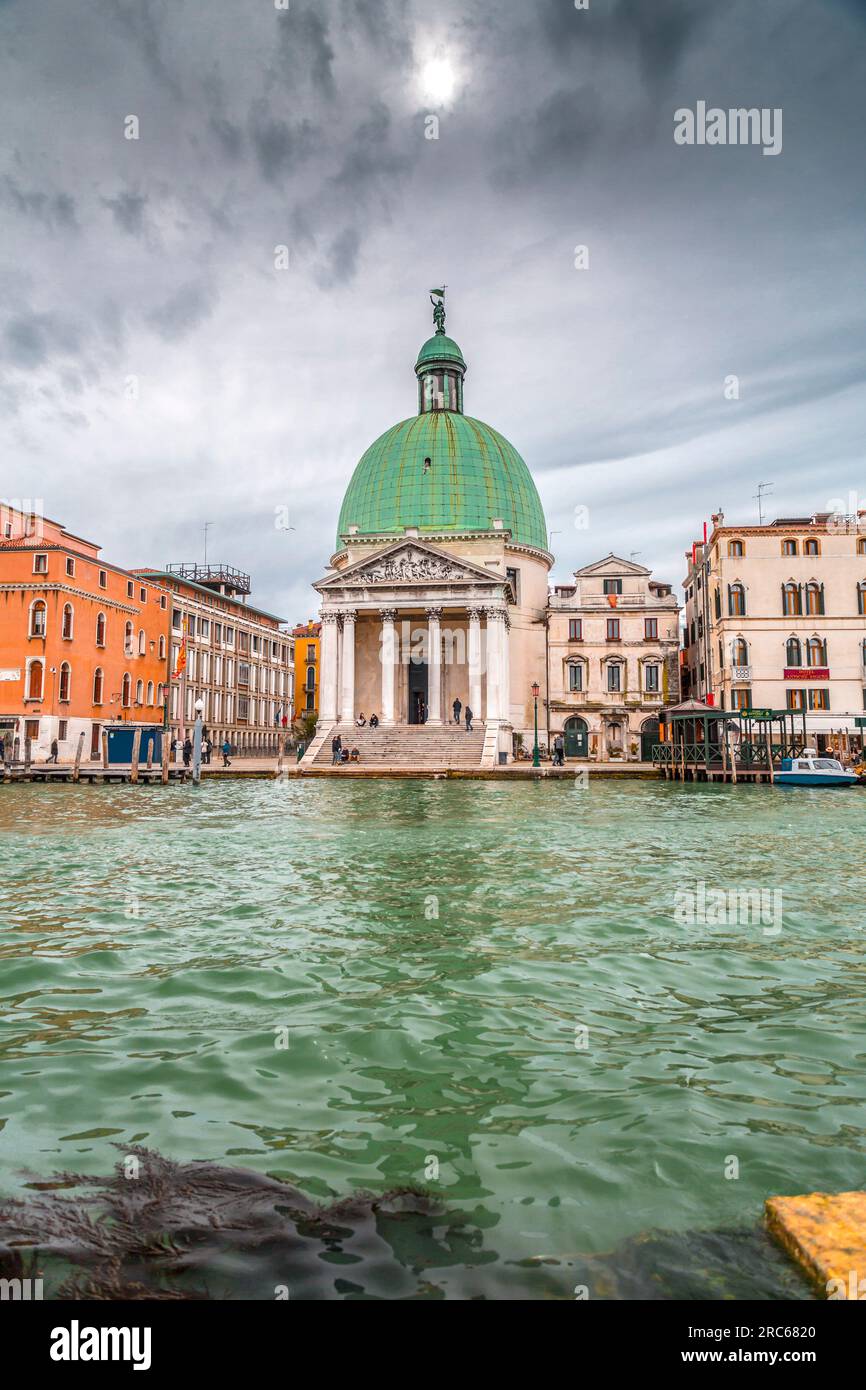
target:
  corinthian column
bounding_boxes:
[468,607,482,720]
[380,609,396,726]
[426,607,443,725]
[340,610,356,723]
[484,607,503,721]
[319,612,340,722]
[500,612,511,724]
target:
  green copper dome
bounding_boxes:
[337,411,548,551]
[414,334,466,370]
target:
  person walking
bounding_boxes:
[221,738,232,768]
[47,737,59,764]
[553,733,564,766]
[183,737,193,768]
[331,733,343,765]
[464,705,473,732]
[452,697,462,725]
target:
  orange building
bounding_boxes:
[0,506,169,761]
[291,620,321,722]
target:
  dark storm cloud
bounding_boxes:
[275,6,336,98]
[102,189,148,238]
[316,225,361,289]
[147,281,217,342]
[540,0,711,87]
[104,0,182,99]
[3,312,82,368]
[248,105,318,183]
[2,177,78,230]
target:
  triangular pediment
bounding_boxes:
[573,552,651,579]
[314,539,506,591]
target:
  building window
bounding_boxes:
[146,681,154,705]
[603,578,622,595]
[808,689,829,710]
[201,619,210,639]
[126,580,133,598]
[506,566,520,604]
[25,718,40,739]
[65,556,75,577]
[733,637,748,666]
[782,539,798,556]
[61,603,74,640]
[33,553,48,574]
[644,618,657,640]
[58,662,71,702]
[122,673,131,707]
[93,668,104,704]
[58,720,68,741]
[160,594,167,610]
[728,539,744,557]
[858,539,866,556]
[804,538,819,556]
[607,664,621,692]
[27,659,44,700]
[606,618,620,641]
[782,582,802,616]
[568,619,582,641]
[805,582,824,616]
[806,637,827,666]
[858,581,866,616]
[140,587,146,603]
[645,664,659,692]
[728,583,746,616]
[138,628,146,656]
[158,635,166,660]
[730,688,752,710]
[786,637,802,667]
[172,608,183,632]
[568,664,582,692]
[135,678,144,705]
[786,689,806,710]
[96,612,106,646]
[305,667,315,692]
[99,569,107,588]
[29,600,47,637]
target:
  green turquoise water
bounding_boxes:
[1,778,864,1297]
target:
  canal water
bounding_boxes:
[0,778,863,1298]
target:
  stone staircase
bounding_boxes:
[307,722,488,770]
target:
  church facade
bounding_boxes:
[305,300,552,766]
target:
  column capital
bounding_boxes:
[484,605,506,623]
[321,611,340,627]
[379,607,397,621]
[467,606,483,622]
[426,606,443,621]
[341,609,357,625]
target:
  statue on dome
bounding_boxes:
[430,290,446,335]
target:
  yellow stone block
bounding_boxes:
[765,1191,866,1299]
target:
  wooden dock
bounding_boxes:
[2,764,190,784]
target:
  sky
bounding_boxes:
[2,0,865,622]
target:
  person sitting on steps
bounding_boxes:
[356,713,366,727]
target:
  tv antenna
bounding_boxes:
[203,521,214,565]
[754,482,773,526]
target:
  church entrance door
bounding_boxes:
[408,661,428,724]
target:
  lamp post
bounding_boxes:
[531,681,541,767]
[192,697,204,784]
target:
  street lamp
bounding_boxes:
[193,697,204,784]
[531,681,541,767]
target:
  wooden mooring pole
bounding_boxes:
[130,728,141,784]
[72,731,85,783]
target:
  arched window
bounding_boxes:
[733,637,749,666]
[27,659,44,700]
[29,600,47,637]
[805,582,824,616]
[858,538,866,556]
[96,612,106,647]
[858,581,866,616]
[61,603,74,639]
[156,682,164,708]
[782,582,802,616]
[727,583,745,617]
[728,539,744,557]
[58,661,71,701]
[713,588,721,618]
[804,538,820,556]
[146,681,154,705]
[121,673,131,707]
[93,667,104,705]
[807,637,827,667]
[124,621,134,656]
[786,637,802,667]
[135,679,144,705]
[158,635,166,660]
[138,628,146,656]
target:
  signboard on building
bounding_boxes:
[783,668,829,680]
[0,668,21,681]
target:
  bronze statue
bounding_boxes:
[430,293,446,335]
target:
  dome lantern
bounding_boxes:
[415,290,466,414]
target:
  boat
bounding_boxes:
[775,750,859,788]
